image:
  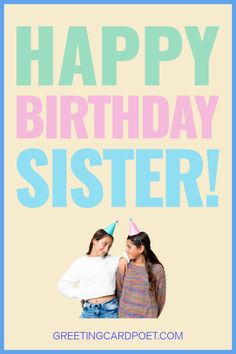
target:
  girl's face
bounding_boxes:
[92,236,113,257]
[126,239,144,260]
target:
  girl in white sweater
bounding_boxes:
[57,221,127,318]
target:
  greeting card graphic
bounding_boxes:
[3,2,232,351]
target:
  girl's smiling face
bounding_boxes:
[92,236,113,257]
[126,239,144,260]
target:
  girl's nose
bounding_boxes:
[104,245,110,252]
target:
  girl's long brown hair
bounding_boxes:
[127,232,163,302]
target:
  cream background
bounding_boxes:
[4,4,232,350]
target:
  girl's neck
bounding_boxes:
[88,250,101,257]
[133,254,145,266]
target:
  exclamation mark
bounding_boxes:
[206,149,219,207]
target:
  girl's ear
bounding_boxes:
[138,245,145,254]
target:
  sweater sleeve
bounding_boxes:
[156,265,166,318]
[57,259,83,300]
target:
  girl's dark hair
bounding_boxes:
[87,229,113,255]
[127,232,164,302]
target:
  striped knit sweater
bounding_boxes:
[116,262,166,318]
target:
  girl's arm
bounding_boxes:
[115,268,125,299]
[118,252,129,275]
[57,260,83,300]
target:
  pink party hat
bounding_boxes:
[129,218,140,236]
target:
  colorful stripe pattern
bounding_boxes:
[116,262,166,318]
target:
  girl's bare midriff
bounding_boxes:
[87,295,115,304]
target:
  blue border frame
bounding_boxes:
[0,0,234,353]
[0,0,234,3]
[0,0,4,352]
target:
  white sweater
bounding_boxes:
[57,255,122,301]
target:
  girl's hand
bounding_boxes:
[118,257,128,275]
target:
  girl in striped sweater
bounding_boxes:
[116,220,166,318]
